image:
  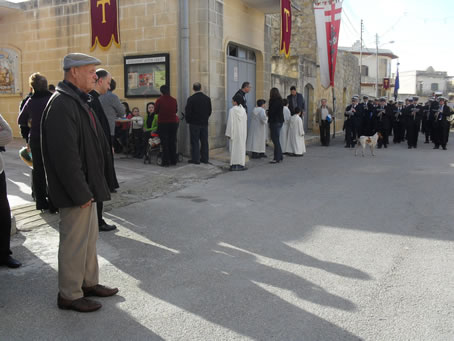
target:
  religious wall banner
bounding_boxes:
[280,0,292,58]
[90,0,120,51]
[383,78,390,90]
[0,47,21,95]
[314,0,343,88]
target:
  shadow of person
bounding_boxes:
[98,209,362,340]
[0,231,165,340]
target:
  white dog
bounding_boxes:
[355,132,382,157]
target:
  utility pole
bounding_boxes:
[375,33,379,98]
[359,19,363,94]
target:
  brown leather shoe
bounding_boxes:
[82,284,119,297]
[57,293,102,312]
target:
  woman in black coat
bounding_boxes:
[268,88,284,163]
[18,73,55,212]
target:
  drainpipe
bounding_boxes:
[179,0,190,155]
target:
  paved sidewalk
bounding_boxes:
[7,131,328,231]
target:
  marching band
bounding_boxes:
[344,93,453,150]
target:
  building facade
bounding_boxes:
[271,0,360,134]
[339,42,398,99]
[0,0,282,151]
[398,67,452,98]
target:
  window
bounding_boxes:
[228,45,238,57]
[361,65,368,77]
[431,83,439,91]
[227,43,255,62]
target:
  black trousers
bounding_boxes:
[30,137,49,210]
[407,124,419,147]
[319,121,331,146]
[269,123,283,161]
[345,121,355,147]
[132,129,143,157]
[189,124,209,163]
[0,171,12,261]
[97,201,105,226]
[158,122,179,165]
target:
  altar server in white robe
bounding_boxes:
[286,107,306,156]
[226,94,248,171]
[246,99,268,159]
[280,99,291,154]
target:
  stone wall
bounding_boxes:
[269,0,360,133]
[0,0,180,137]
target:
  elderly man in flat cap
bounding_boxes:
[41,53,118,312]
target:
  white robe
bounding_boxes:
[286,115,306,155]
[280,106,291,153]
[246,107,268,153]
[226,105,247,166]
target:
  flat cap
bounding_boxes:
[379,97,387,102]
[63,53,101,70]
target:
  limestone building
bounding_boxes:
[0,0,360,146]
[0,0,282,150]
[271,0,360,134]
[398,67,452,98]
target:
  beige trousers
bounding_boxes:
[58,203,99,300]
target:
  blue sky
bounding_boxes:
[339,0,454,76]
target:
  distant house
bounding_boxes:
[399,67,452,98]
[339,41,398,98]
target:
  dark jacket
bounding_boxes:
[18,91,52,141]
[234,89,247,113]
[89,90,119,191]
[287,93,305,114]
[156,94,178,124]
[268,98,284,124]
[41,81,111,208]
[185,92,212,126]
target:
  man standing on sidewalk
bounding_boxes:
[41,53,118,312]
[185,82,212,164]
[90,68,118,232]
[315,99,333,146]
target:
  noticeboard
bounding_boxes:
[124,53,169,98]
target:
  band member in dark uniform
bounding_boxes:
[376,97,392,148]
[405,96,422,149]
[392,100,404,143]
[421,98,434,144]
[360,101,378,137]
[344,96,361,148]
[433,97,451,150]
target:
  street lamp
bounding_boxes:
[375,36,394,98]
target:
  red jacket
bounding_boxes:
[155,94,178,124]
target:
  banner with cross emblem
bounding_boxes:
[90,0,120,51]
[314,0,343,88]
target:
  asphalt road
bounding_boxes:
[1,135,454,340]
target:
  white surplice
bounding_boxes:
[280,106,291,153]
[226,104,247,166]
[286,115,306,155]
[246,107,268,153]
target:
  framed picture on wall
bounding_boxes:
[124,53,169,98]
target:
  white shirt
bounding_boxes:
[321,107,329,120]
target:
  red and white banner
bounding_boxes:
[314,1,343,88]
[280,0,292,58]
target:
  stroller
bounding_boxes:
[144,114,185,165]
[143,132,162,165]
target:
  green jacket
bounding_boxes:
[144,113,158,132]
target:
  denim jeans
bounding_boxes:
[269,122,283,161]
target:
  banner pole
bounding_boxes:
[332,86,336,139]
